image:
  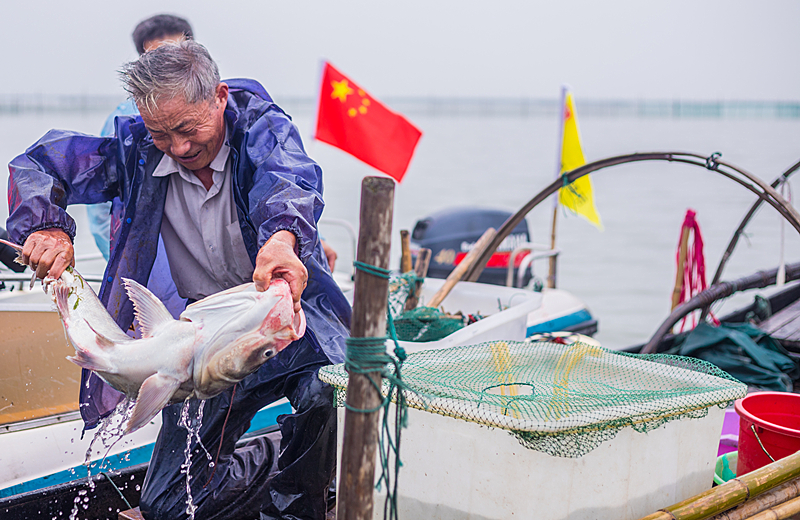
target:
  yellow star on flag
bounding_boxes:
[331,80,354,102]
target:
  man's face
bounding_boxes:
[139,83,229,171]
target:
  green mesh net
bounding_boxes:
[319,340,747,458]
[386,272,468,342]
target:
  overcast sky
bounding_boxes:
[0,0,796,101]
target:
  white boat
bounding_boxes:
[0,213,593,515]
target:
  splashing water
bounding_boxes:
[177,398,210,520]
[67,489,88,520]
[84,399,135,489]
[68,399,134,520]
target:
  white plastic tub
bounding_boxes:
[355,277,541,353]
[337,404,725,520]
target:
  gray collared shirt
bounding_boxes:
[152,136,255,300]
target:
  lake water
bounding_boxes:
[1,105,799,349]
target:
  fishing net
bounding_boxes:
[386,272,470,342]
[319,340,747,458]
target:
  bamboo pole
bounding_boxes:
[338,176,395,520]
[743,495,800,520]
[635,450,800,520]
[710,476,800,520]
[672,224,691,311]
[427,228,496,309]
[400,230,412,273]
[404,248,431,311]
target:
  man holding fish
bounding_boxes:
[6,39,350,519]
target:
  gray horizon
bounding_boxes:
[0,0,796,102]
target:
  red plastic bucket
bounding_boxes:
[734,392,800,475]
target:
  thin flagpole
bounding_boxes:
[547,85,568,288]
[308,59,328,146]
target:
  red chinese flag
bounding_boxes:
[314,62,422,183]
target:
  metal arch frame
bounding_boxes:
[698,158,800,319]
[464,152,800,285]
[640,261,800,354]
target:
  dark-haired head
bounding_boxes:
[132,14,194,55]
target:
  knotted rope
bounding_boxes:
[346,260,410,520]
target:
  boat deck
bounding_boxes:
[759,298,800,350]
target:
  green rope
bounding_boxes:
[346,260,410,520]
[560,172,585,204]
[99,471,133,511]
[353,260,391,279]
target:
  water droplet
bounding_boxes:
[135,484,141,491]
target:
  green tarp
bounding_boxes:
[669,322,799,391]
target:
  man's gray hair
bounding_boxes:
[120,39,220,112]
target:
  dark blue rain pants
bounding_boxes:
[139,333,336,520]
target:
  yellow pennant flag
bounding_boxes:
[558,92,603,230]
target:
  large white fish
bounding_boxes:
[0,239,305,434]
[49,270,305,434]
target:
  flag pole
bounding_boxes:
[307,59,328,152]
[547,85,568,289]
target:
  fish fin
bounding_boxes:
[84,320,116,350]
[122,278,174,338]
[126,373,181,434]
[53,283,71,318]
[66,351,108,372]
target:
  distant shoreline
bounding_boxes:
[0,95,798,119]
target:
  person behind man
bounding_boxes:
[7,40,350,519]
[88,13,194,260]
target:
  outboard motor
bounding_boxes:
[409,207,531,287]
[0,227,25,273]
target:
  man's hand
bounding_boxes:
[22,228,75,280]
[321,240,337,272]
[253,230,307,313]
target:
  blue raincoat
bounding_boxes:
[8,79,350,518]
[6,78,350,428]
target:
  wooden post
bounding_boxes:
[404,248,431,311]
[400,230,412,273]
[338,176,395,520]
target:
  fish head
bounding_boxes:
[193,279,306,398]
[257,278,306,350]
[230,279,305,369]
